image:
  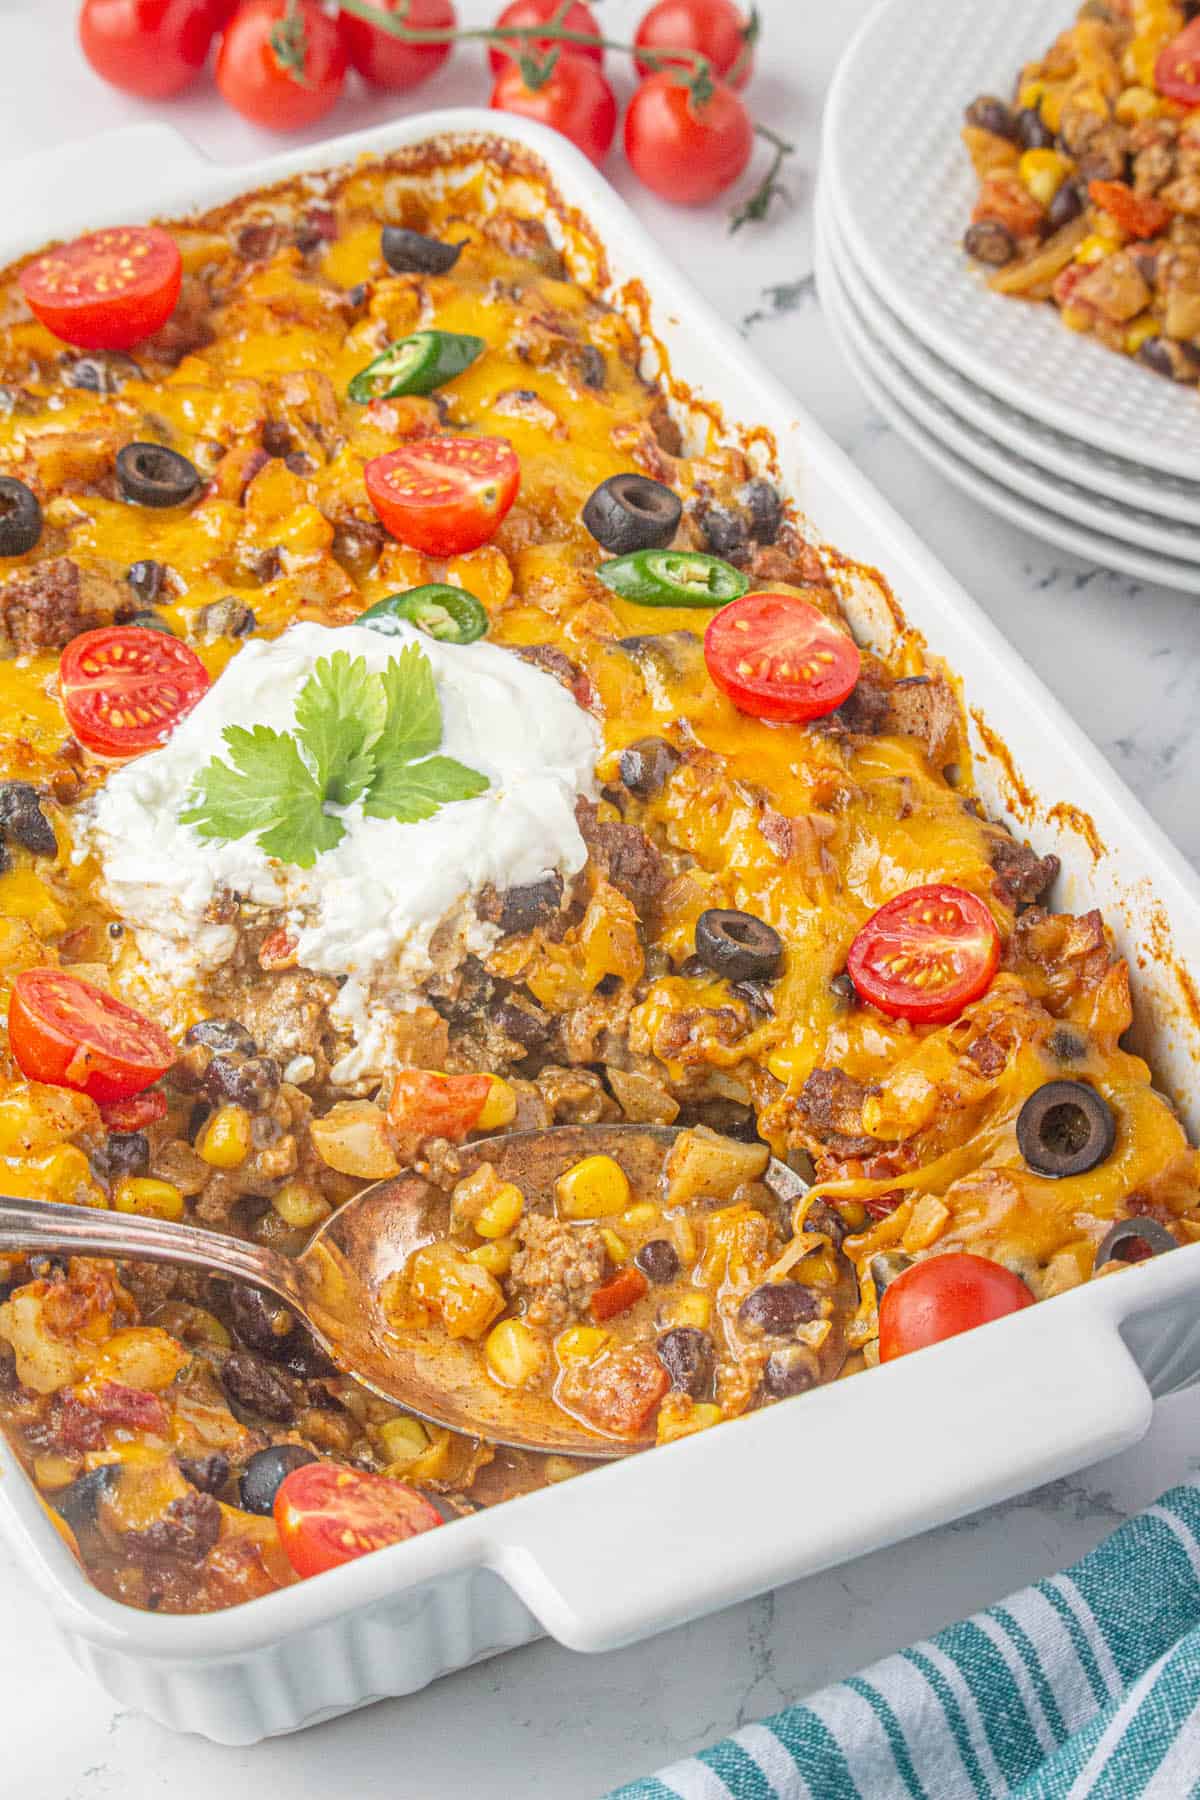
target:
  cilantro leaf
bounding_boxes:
[364,754,490,824]
[181,724,344,870]
[294,651,387,807]
[378,641,442,764]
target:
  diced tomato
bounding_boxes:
[59,626,211,760]
[257,927,298,971]
[878,1253,1033,1361]
[589,1266,649,1322]
[387,1069,492,1157]
[78,1381,169,1434]
[274,1462,443,1578]
[574,1345,669,1438]
[971,173,1045,239]
[99,1088,168,1132]
[8,968,175,1104]
[1087,180,1172,241]
[19,226,182,351]
[703,591,862,723]
[364,437,520,555]
[56,1395,107,1452]
[846,885,1001,1026]
[863,1190,905,1221]
[1156,17,1200,106]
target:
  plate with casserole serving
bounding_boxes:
[825,0,1200,485]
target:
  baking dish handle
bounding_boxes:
[484,1301,1152,1655]
[0,125,209,251]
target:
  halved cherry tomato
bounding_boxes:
[590,1266,649,1322]
[634,0,755,91]
[215,0,346,132]
[59,627,210,760]
[847,884,1000,1025]
[387,1069,492,1156]
[491,53,618,168]
[100,1088,169,1131]
[1156,17,1200,105]
[488,0,603,75]
[624,72,753,205]
[78,0,215,99]
[703,591,862,723]
[1087,180,1171,242]
[274,1461,443,1577]
[364,438,520,555]
[8,969,175,1103]
[878,1253,1033,1362]
[339,0,456,92]
[19,227,182,352]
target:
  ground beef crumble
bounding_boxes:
[509,1212,608,1331]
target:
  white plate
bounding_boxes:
[824,0,1200,481]
[818,190,1200,567]
[816,209,1200,594]
[820,198,1200,529]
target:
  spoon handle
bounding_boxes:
[0,1193,304,1309]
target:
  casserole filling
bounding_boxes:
[0,149,1194,1613]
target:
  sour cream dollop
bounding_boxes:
[81,621,600,1080]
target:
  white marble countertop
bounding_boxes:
[1,2,1197,1795]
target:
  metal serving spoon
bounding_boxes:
[0,1123,853,1460]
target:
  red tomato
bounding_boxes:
[878,1253,1034,1362]
[847,884,1001,1026]
[590,1267,649,1323]
[8,969,175,1104]
[364,438,520,555]
[19,227,182,352]
[274,1462,443,1577]
[487,0,603,75]
[78,0,215,98]
[1156,17,1200,104]
[634,0,754,91]
[339,0,455,92]
[491,52,617,167]
[624,72,753,204]
[99,1088,169,1131]
[1087,179,1171,241]
[574,1346,669,1437]
[59,627,211,760]
[77,1380,170,1433]
[703,591,862,723]
[215,0,346,131]
[387,1069,492,1155]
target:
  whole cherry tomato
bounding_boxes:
[20,227,182,351]
[215,0,346,132]
[624,72,754,204]
[78,0,215,99]
[490,51,617,167]
[634,0,754,91]
[878,1253,1034,1361]
[8,969,175,1104]
[487,0,603,76]
[339,0,456,93]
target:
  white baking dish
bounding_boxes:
[3,110,1200,1746]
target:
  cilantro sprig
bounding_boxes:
[181,645,489,869]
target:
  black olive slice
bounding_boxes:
[583,473,682,554]
[116,442,201,508]
[694,907,784,981]
[52,1464,118,1532]
[1016,1079,1116,1178]
[239,1444,319,1516]
[381,226,464,276]
[0,476,42,556]
[1094,1216,1178,1272]
[619,736,680,797]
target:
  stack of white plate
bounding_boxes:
[816,0,1200,594]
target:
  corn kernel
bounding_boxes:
[1075,233,1119,265]
[197,1103,253,1169]
[1018,147,1071,207]
[556,1154,630,1219]
[670,1291,712,1329]
[600,1227,630,1264]
[543,1455,580,1483]
[1125,314,1159,354]
[485,1317,545,1387]
[475,1180,524,1239]
[469,1236,517,1275]
[556,1324,609,1363]
[621,1202,659,1230]
[1115,84,1162,124]
[33,1454,80,1492]
[1017,79,1045,111]
[475,1076,517,1132]
[271,1181,332,1231]
[376,1415,430,1468]
[0,870,65,933]
[1061,304,1095,333]
[405,1427,455,1481]
[657,1399,723,1444]
[113,1176,184,1222]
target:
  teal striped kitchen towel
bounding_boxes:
[608,1480,1200,1799]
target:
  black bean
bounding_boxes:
[634,1238,680,1284]
[619,736,680,798]
[220,1351,296,1423]
[273,1333,337,1380]
[52,1465,118,1532]
[964,95,1019,141]
[830,972,858,1004]
[202,1054,279,1112]
[577,344,606,389]
[184,1017,257,1057]
[0,476,42,556]
[1047,1026,1087,1063]
[126,558,167,604]
[694,908,784,981]
[194,597,256,642]
[125,609,175,635]
[868,1250,912,1296]
[763,1344,819,1398]
[583,473,681,554]
[1047,181,1084,232]
[381,226,464,275]
[696,502,748,559]
[116,442,201,509]
[729,979,775,1017]
[228,1283,296,1354]
[345,281,369,310]
[106,1132,150,1178]
[61,351,143,394]
[0,781,55,855]
[1137,337,1183,381]
[655,1326,714,1398]
[1016,1080,1116,1178]
[494,994,552,1049]
[178,1452,230,1496]
[680,1099,763,1143]
[497,874,564,935]
[739,478,783,544]
[803,1199,847,1247]
[238,1445,319,1515]
[1016,106,1054,149]
[963,220,1017,266]
[737,1281,820,1337]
